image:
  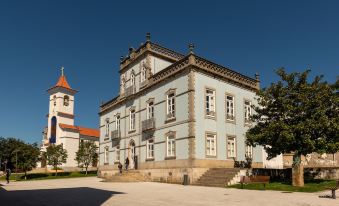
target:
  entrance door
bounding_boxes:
[128,140,136,169]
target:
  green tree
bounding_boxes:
[75,141,98,174]
[45,144,68,176]
[246,69,339,187]
[17,142,40,179]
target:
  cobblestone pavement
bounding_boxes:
[0,177,338,206]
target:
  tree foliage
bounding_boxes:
[246,68,339,186]
[45,144,68,176]
[75,141,98,174]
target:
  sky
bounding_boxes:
[0,0,338,144]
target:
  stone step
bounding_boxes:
[194,168,240,188]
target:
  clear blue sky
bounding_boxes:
[0,0,338,144]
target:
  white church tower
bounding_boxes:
[46,67,77,145]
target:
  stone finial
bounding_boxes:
[120,56,124,62]
[129,47,135,54]
[255,73,260,81]
[61,66,64,76]
[189,43,195,54]
[146,32,151,42]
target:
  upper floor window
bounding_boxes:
[166,134,176,157]
[53,95,57,106]
[226,95,235,121]
[146,138,154,159]
[129,109,136,131]
[206,133,217,157]
[115,115,120,131]
[141,67,146,83]
[63,95,69,106]
[131,73,135,88]
[147,101,154,119]
[244,100,252,123]
[166,91,175,119]
[205,89,216,117]
[105,118,110,137]
[104,146,109,164]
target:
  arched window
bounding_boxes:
[53,95,56,106]
[63,95,69,106]
[50,116,57,144]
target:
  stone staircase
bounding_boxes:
[194,168,241,187]
[106,170,145,182]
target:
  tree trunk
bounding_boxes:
[55,166,58,176]
[86,167,88,175]
[292,153,304,187]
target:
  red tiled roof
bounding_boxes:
[55,75,72,90]
[59,123,99,138]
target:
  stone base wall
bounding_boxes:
[305,167,339,180]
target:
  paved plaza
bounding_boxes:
[0,177,338,206]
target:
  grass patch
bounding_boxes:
[228,179,337,193]
[0,171,97,181]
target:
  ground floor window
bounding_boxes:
[245,145,253,159]
[166,135,175,157]
[227,137,236,158]
[104,146,109,164]
[146,139,154,159]
[115,146,120,162]
[206,133,216,156]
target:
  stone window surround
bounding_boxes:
[129,106,136,133]
[146,138,155,160]
[165,131,176,159]
[146,98,155,119]
[204,86,216,120]
[225,92,236,124]
[165,88,177,123]
[104,146,109,165]
[227,135,237,159]
[205,132,217,158]
[243,98,252,127]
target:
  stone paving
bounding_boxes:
[0,177,338,206]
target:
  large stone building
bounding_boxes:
[98,34,282,183]
[40,69,99,170]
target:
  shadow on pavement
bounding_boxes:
[0,186,124,206]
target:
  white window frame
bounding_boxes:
[166,135,175,157]
[105,118,110,137]
[245,144,253,159]
[227,137,236,158]
[129,109,136,131]
[166,92,175,119]
[206,133,217,157]
[115,115,120,131]
[147,101,154,119]
[205,89,216,117]
[115,146,120,162]
[226,95,235,121]
[104,146,109,164]
[244,100,252,123]
[146,138,154,159]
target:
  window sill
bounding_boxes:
[165,117,176,124]
[165,156,176,160]
[205,115,216,120]
[114,161,121,164]
[104,163,109,165]
[244,122,252,127]
[104,138,109,141]
[206,155,217,158]
[146,158,155,162]
[226,119,236,124]
[128,130,136,134]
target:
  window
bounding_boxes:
[115,146,120,162]
[147,101,154,119]
[205,89,216,117]
[244,100,252,123]
[227,137,236,158]
[131,73,135,90]
[129,109,136,131]
[53,95,56,106]
[115,115,120,131]
[63,95,69,106]
[146,139,154,159]
[166,92,175,119]
[104,147,109,164]
[245,145,253,159]
[226,95,235,120]
[206,134,217,156]
[105,118,110,137]
[141,67,146,83]
[166,134,175,157]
